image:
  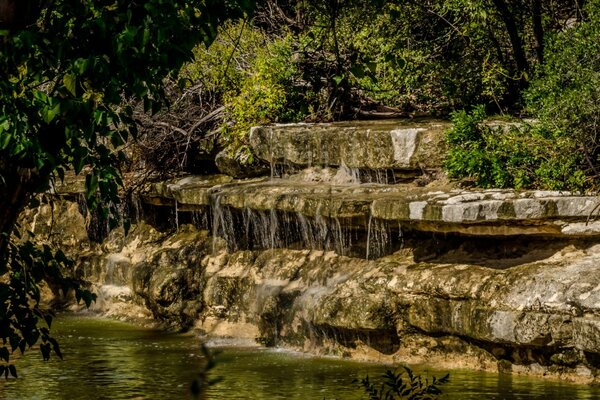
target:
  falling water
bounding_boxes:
[269,127,275,180]
[366,215,373,260]
[211,194,224,253]
[29,194,44,235]
[332,162,360,185]
[174,200,179,230]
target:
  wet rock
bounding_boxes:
[249,120,448,172]
[146,177,600,238]
[20,186,600,383]
[215,149,270,178]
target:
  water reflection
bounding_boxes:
[1,316,599,399]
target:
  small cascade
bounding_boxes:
[128,192,144,224]
[144,120,453,258]
[210,194,224,253]
[365,217,393,260]
[29,194,44,235]
[332,162,360,185]
[200,195,398,258]
[174,200,179,230]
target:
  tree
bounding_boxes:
[0,0,253,375]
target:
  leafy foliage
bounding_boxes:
[445,0,600,192]
[0,229,96,374]
[178,20,304,164]
[144,0,590,172]
[223,29,302,161]
[0,0,251,375]
[444,106,588,191]
[0,0,251,222]
[525,0,600,183]
[355,366,449,400]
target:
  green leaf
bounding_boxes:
[0,347,9,362]
[42,103,61,124]
[332,75,344,86]
[0,133,11,150]
[44,314,53,329]
[40,343,51,361]
[64,73,77,96]
[25,330,40,347]
[74,58,90,74]
[9,336,19,353]
[85,173,99,199]
[48,337,63,360]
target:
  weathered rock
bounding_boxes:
[249,120,448,172]
[18,114,600,384]
[20,195,600,383]
[215,148,270,178]
[146,177,600,238]
[143,174,234,209]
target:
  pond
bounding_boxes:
[1,315,599,399]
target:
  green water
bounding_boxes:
[1,315,599,399]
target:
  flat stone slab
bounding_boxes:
[145,176,600,237]
[249,119,449,171]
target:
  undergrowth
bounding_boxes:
[444,106,589,192]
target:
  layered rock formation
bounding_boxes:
[24,119,600,384]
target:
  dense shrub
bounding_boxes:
[444,106,588,191]
[445,0,600,192]
[525,0,600,183]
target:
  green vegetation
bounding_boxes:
[141,0,599,191]
[3,0,600,379]
[0,0,251,374]
[356,366,449,400]
[445,0,600,191]
[444,107,587,191]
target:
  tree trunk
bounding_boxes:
[532,0,544,65]
[491,0,530,79]
[0,0,38,30]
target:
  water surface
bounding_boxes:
[1,315,599,399]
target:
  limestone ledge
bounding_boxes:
[144,176,600,236]
[76,220,600,383]
[22,198,600,383]
[248,119,448,171]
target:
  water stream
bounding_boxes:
[1,316,600,399]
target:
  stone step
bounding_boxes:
[144,176,600,237]
[249,119,449,173]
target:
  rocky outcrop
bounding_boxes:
[31,198,600,383]
[20,119,600,385]
[249,120,448,175]
[145,176,600,239]
[215,148,270,178]
[196,240,600,382]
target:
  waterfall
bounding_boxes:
[174,200,179,230]
[29,194,44,235]
[366,215,373,260]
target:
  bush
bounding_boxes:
[444,106,588,191]
[223,31,303,158]
[525,0,600,182]
[355,366,448,400]
[180,21,305,163]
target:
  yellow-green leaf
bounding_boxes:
[64,73,77,96]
